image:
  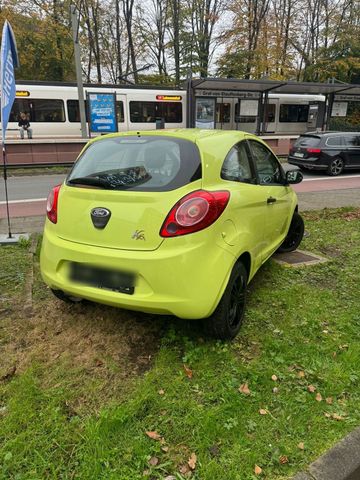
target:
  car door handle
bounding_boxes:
[267,196,277,204]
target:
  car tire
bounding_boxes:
[51,289,82,304]
[277,211,304,253]
[204,261,247,340]
[327,157,344,176]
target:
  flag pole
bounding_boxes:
[2,143,12,238]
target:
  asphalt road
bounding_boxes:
[1,171,360,203]
[0,174,66,202]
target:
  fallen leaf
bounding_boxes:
[271,375,278,382]
[158,389,165,395]
[272,387,279,394]
[95,359,104,367]
[143,469,150,476]
[145,431,162,441]
[279,455,288,464]
[315,393,322,402]
[188,452,197,470]
[164,476,176,480]
[149,457,159,466]
[307,385,316,393]
[324,412,331,418]
[298,442,304,450]
[297,371,305,378]
[259,409,268,415]
[326,397,333,405]
[254,465,262,475]
[332,413,344,421]
[239,383,251,395]
[161,446,169,453]
[183,364,193,379]
[179,464,190,475]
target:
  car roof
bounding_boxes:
[88,128,253,145]
[303,131,360,137]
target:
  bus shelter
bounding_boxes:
[185,77,360,135]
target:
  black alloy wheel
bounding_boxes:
[327,157,344,176]
[277,211,305,253]
[205,262,248,340]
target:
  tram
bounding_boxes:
[3,81,327,138]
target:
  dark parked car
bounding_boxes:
[288,132,360,176]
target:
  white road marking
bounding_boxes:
[0,197,46,205]
[303,174,360,182]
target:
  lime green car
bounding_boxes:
[40,129,304,339]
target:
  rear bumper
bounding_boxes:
[40,225,236,319]
[288,156,328,170]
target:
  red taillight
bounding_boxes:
[160,190,230,237]
[46,185,61,224]
[307,148,321,154]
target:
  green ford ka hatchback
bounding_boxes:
[41,129,304,339]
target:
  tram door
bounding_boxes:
[116,94,128,131]
[215,98,233,130]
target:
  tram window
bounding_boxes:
[279,104,309,123]
[162,102,182,123]
[216,103,230,123]
[7,99,30,122]
[130,101,182,123]
[28,99,65,122]
[67,100,86,122]
[234,103,256,123]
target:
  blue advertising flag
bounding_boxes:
[1,20,19,145]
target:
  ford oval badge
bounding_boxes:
[91,207,111,229]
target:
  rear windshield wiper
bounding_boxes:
[67,176,113,189]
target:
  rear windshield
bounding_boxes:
[67,135,201,192]
[294,135,321,147]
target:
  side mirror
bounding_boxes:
[286,169,303,184]
[281,162,303,184]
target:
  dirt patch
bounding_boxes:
[0,290,165,410]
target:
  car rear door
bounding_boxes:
[247,139,294,260]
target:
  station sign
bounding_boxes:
[334,94,360,102]
[87,92,118,133]
[156,95,182,101]
[195,89,260,99]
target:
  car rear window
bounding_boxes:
[294,135,321,147]
[67,135,202,192]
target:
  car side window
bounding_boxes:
[344,135,360,147]
[221,142,255,184]
[326,136,342,147]
[248,140,284,185]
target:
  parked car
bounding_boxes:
[288,131,360,176]
[40,129,303,340]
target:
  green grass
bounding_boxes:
[0,208,359,479]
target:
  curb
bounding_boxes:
[293,426,360,480]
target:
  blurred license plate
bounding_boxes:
[294,152,304,158]
[69,262,135,294]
